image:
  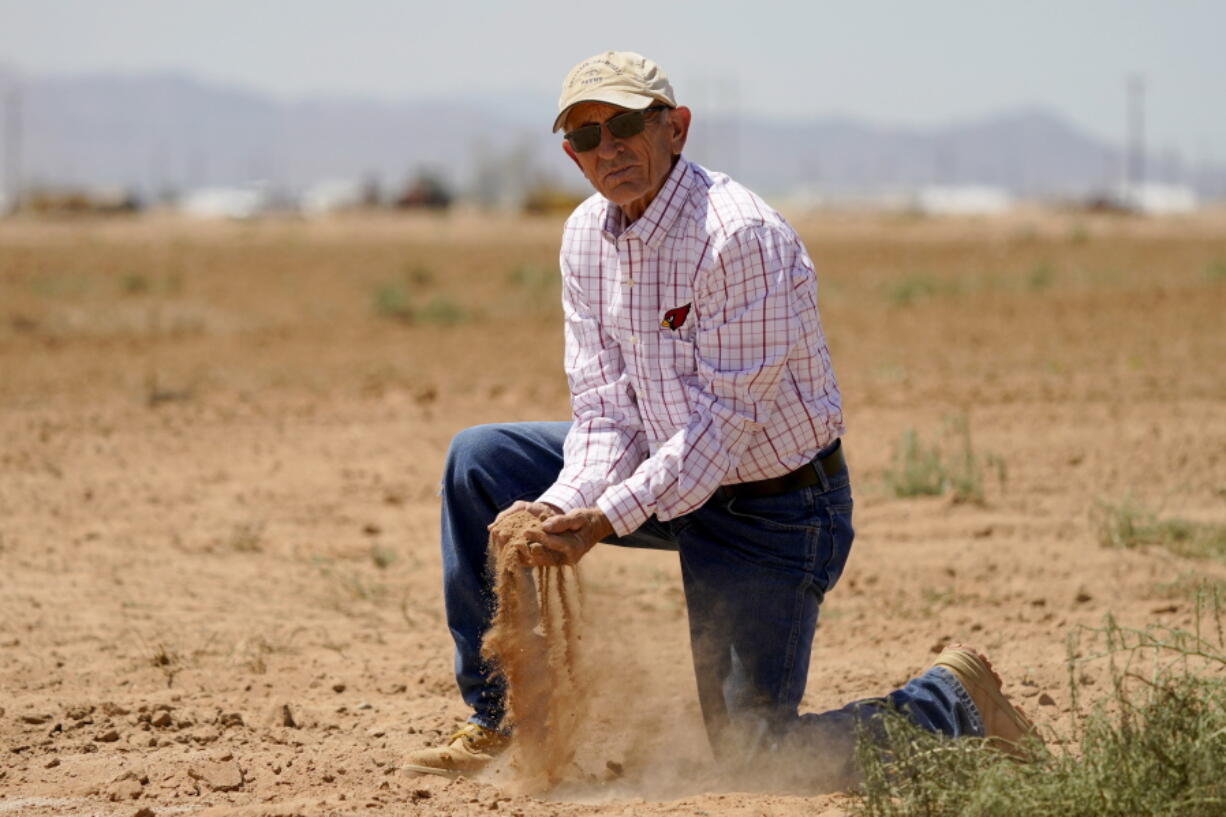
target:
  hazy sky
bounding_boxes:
[2,0,1224,161]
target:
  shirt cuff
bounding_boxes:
[535,481,588,514]
[595,482,654,537]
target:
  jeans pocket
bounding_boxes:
[722,487,853,586]
[723,490,817,533]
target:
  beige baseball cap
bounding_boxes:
[553,51,677,133]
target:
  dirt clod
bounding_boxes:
[264,704,296,729]
[108,778,144,801]
[189,759,245,792]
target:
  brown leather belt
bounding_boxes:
[717,439,846,501]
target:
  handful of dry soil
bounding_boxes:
[482,509,586,789]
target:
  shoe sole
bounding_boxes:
[400,762,468,778]
[934,645,1039,754]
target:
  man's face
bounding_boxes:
[562,101,690,221]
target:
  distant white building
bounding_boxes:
[1116,183,1198,215]
[179,185,271,220]
[914,185,1013,216]
[300,179,368,216]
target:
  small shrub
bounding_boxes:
[1204,259,1226,283]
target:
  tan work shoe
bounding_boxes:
[402,723,509,777]
[932,644,1042,758]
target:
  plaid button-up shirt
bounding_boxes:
[536,157,844,535]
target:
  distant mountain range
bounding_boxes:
[1,63,1222,202]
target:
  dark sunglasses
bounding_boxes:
[564,105,670,153]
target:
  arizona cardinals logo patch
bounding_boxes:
[660,303,692,330]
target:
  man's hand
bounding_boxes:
[488,501,561,550]
[520,507,614,567]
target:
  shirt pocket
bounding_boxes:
[660,334,696,378]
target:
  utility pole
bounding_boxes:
[1125,75,1145,198]
[3,86,21,213]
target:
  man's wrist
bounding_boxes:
[595,489,647,538]
[589,509,615,543]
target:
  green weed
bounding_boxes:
[508,263,555,290]
[228,521,265,553]
[370,544,397,570]
[919,587,964,616]
[415,294,469,326]
[885,429,945,497]
[851,594,1226,817]
[313,557,388,607]
[1153,573,1226,601]
[1094,498,1226,561]
[1204,259,1226,283]
[372,280,468,325]
[885,275,943,307]
[121,272,152,295]
[506,263,560,315]
[121,270,183,296]
[30,271,90,298]
[406,264,435,287]
[372,281,414,321]
[146,641,182,688]
[1026,262,1055,292]
[883,416,1004,504]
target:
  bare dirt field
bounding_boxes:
[2,209,1225,817]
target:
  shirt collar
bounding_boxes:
[600,156,693,249]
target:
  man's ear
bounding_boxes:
[668,106,692,156]
[562,140,583,170]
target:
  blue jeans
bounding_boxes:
[440,422,983,783]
